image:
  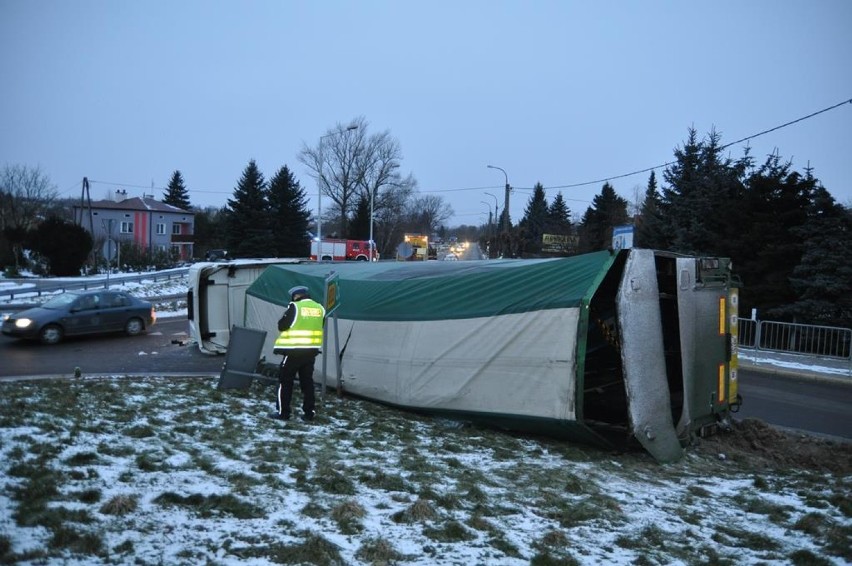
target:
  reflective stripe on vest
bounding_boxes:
[274,299,325,349]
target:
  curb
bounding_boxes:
[0,372,219,383]
[739,360,852,385]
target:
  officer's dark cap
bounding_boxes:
[289,286,310,299]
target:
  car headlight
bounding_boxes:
[1,313,9,323]
[14,318,34,328]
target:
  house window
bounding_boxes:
[120,221,133,234]
[172,224,182,235]
[156,223,166,235]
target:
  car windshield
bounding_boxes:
[42,293,82,309]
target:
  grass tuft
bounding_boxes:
[153,491,264,519]
[100,494,138,515]
[392,498,438,524]
[355,536,406,565]
[330,499,367,534]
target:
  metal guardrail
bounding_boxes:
[739,318,852,360]
[0,268,189,302]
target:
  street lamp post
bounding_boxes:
[480,200,493,237]
[316,124,358,261]
[486,166,510,257]
[369,185,375,262]
[484,191,499,257]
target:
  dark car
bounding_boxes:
[1,289,156,345]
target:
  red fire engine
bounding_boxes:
[310,239,378,261]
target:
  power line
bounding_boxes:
[83,97,851,207]
[546,97,852,191]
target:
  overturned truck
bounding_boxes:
[190,249,740,462]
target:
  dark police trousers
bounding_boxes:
[275,349,319,419]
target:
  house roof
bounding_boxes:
[73,196,194,214]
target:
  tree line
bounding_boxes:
[2,122,850,328]
[506,128,851,328]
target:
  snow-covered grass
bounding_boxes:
[0,377,850,565]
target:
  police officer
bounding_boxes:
[270,285,325,421]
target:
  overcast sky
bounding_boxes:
[2,0,850,227]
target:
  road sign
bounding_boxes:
[102,239,117,261]
[324,271,340,316]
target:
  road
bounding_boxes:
[1,316,849,441]
[735,368,852,440]
[0,316,223,378]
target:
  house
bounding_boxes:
[73,190,195,261]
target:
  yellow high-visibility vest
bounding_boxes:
[274,299,325,350]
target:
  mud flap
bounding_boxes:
[616,249,684,462]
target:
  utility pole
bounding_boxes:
[487,165,511,257]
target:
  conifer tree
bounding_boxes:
[577,183,629,253]
[163,170,192,210]
[734,154,812,315]
[660,128,749,256]
[546,192,572,234]
[771,186,852,327]
[347,193,371,240]
[26,216,92,276]
[635,171,667,249]
[226,160,275,258]
[518,183,549,255]
[268,165,311,258]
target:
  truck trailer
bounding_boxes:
[188,248,740,462]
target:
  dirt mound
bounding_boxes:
[694,418,852,474]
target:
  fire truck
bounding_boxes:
[310,239,378,261]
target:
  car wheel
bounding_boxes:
[125,318,145,336]
[40,324,63,345]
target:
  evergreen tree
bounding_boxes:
[347,193,371,240]
[163,170,192,210]
[770,186,852,327]
[26,216,92,276]
[660,128,749,256]
[577,183,629,253]
[734,154,812,316]
[546,192,572,234]
[193,206,229,259]
[268,165,312,258]
[226,160,275,258]
[634,171,667,249]
[517,183,549,255]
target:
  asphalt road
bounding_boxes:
[0,316,224,378]
[1,317,849,441]
[734,368,852,440]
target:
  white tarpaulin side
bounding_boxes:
[245,294,579,421]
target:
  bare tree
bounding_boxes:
[298,116,409,238]
[409,194,454,234]
[0,164,59,231]
[298,118,366,238]
[373,173,418,255]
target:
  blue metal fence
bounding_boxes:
[739,317,851,360]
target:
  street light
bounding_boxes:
[486,165,510,234]
[316,124,358,260]
[483,191,499,256]
[486,166,510,257]
[484,191,499,226]
[369,184,376,262]
[480,200,493,236]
